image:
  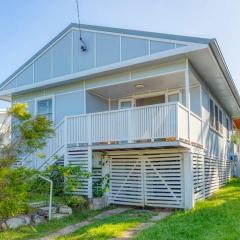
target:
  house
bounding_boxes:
[0,109,10,145]
[0,23,240,209]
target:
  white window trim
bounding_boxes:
[118,98,135,109]
[118,89,182,109]
[35,95,55,122]
[209,97,225,138]
[166,90,182,103]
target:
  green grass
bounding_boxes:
[2,179,240,240]
[58,209,157,240]
[135,178,240,240]
[0,209,103,240]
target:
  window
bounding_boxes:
[167,92,180,103]
[135,95,165,107]
[37,98,53,121]
[226,117,230,139]
[219,110,223,134]
[210,99,214,127]
[119,99,134,109]
[215,105,219,131]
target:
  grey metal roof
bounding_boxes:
[0,23,214,89]
[1,23,239,117]
[77,23,215,44]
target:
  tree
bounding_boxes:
[0,103,54,220]
[0,103,54,168]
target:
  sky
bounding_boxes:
[0,0,239,109]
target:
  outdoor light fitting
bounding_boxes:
[135,83,145,89]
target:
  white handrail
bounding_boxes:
[67,102,183,145]
[20,120,65,169]
[20,102,202,169]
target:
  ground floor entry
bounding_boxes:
[107,150,184,208]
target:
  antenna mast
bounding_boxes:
[75,0,87,52]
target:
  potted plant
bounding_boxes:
[91,174,110,210]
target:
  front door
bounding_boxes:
[108,151,184,208]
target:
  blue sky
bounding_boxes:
[0,0,239,108]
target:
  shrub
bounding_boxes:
[66,195,88,209]
[93,174,110,198]
[0,167,38,220]
[45,164,91,196]
[0,103,53,221]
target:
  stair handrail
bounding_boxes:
[19,119,65,169]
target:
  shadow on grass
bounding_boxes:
[58,209,157,240]
[0,209,101,240]
[135,178,240,240]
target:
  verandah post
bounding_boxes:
[183,151,195,209]
[64,116,68,167]
[88,146,93,199]
[185,59,191,143]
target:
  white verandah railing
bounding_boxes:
[21,102,202,169]
[67,102,189,145]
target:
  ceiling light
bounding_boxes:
[135,83,144,89]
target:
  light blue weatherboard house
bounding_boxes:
[1,23,240,209]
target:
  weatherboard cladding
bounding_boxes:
[1,23,208,92]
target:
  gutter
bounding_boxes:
[209,40,240,112]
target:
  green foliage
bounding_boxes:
[0,167,39,220]
[66,195,88,209]
[0,103,54,168]
[93,174,110,198]
[45,164,91,196]
[0,103,54,220]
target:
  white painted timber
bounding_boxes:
[66,102,192,145]
[66,147,89,196]
[108,150,184,208]
[183,151,195,209]
[20,102,201,170]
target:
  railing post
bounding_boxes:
[87,115,92,146]
[128,109,133,143]
[64,117,68,167]
[176,103,179,141]
[108,112,111,144]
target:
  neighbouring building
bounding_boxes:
[0,24,240,209]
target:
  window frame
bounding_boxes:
[214,104,219,131]
[166,90,182,103]
[118,98,135,109]
[35,95,55,122]
[209,98,214,128]
[219,109,223,134]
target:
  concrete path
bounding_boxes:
[36,207,129,240]
[112,209,173,240]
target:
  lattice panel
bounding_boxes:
[193,153,205,201]
[109,153,144,206]
[66,147,89,196]
[108,150,184,208]
[144,152,184,208]
[204,155,230,198]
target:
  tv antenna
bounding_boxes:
[75,0,87,52]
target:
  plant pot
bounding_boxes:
[90,196,108,210]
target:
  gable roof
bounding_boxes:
[0,23,213,89]
[0,23,239,118]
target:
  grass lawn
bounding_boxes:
[135,178,240,240]
[2,179,240,240]
[57,208,157,240]
[0,209,103,240]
